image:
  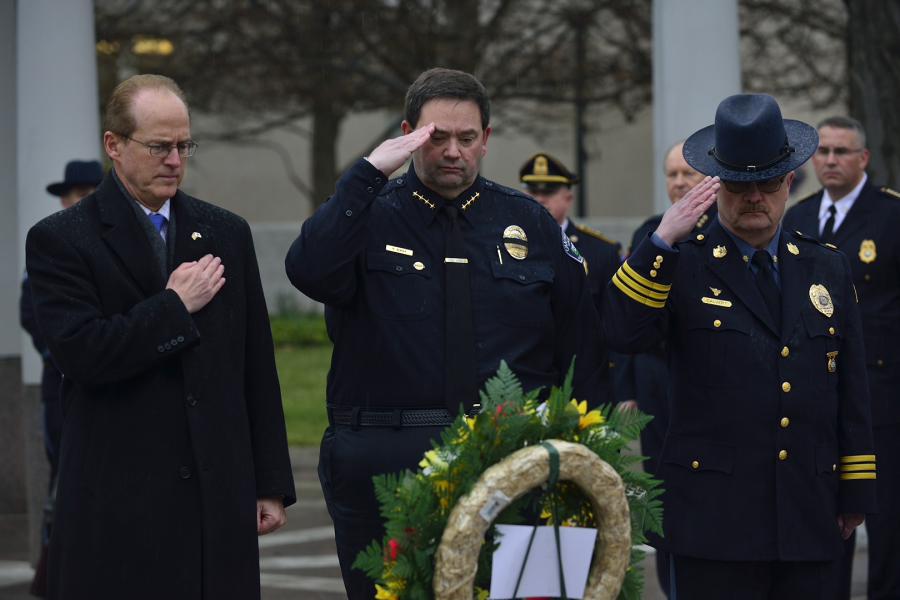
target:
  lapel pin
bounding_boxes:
[712,245,727,259]
[710,287,722,297]
[191,231,202,240]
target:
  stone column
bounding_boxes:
[652,0,741,212]
[14,0,101,564]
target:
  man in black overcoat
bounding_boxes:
[604,94,876,598]
[784,115,900,600]
[25,74,295,600]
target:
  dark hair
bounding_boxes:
[404,68,490,130]
[817,115,867,148]
[104,74,190,137]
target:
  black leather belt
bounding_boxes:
[327,405,479,428]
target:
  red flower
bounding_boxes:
[387,538,400,561]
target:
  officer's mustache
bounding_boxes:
[740,206,769,214]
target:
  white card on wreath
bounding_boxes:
[488,524,597,599]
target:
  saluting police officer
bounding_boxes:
[784,115,900,600]
[519,152,621,405]
[604,94,876,598]
[285,68,603,599]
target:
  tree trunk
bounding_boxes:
[311,98,344,209]
[846,0,900,187]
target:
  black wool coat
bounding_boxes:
[25,175,296,600]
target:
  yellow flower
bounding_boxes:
[418,449,447,473]
[375,583,399,600]
[570,399,605,430]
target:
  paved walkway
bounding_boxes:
[0,446,872,599]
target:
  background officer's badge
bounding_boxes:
[560,230,584,264]
[712,245,727,259]
[809,284,834,317]
[859,239,877,264]
[787,242,799,255]
[503,225,529,260]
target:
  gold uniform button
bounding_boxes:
[780,346,790,358]
[413,261,425,271]
[655,255,664,263]
[650,269,658,277]
[653,261,661,269]
[691,460,700,470]
[782,381,792,393]
[864,274,871,282]
[713,319,722,328]
[780,417,790,428]
[696,234,705,241]
[828,327,836,335]
[877,359,884,367]
[779,450,788,461]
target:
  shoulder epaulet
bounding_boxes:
[573,222,619,246]
[385,176,407,191]
[794,192,819,205]
[483,178,531,200]
[792,229,839,251]
[881,187,900,200]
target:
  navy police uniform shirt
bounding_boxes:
[286,159,602,409]
[603,218,876,561]
[784,181,900,426]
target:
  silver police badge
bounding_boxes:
[808,284,834,318]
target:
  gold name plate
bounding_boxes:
[701,296,733,308]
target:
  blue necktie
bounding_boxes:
[148,213,167,240]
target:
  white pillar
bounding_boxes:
[17,0,101,383]
[0,2,19,360]
[653,0,741,212]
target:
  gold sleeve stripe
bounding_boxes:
[616,268,670,300]
[622,262,672,292]
[840,464,876,472]
[612,273,667,308]
[841,473,876,480]
[840,454,876,463]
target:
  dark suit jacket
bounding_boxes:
[784,181,900,426]
[25,174,295,600]
[604,220,876,561]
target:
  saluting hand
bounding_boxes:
[166,254,226,314]
[365,123,436,176]
[655,176,720,246]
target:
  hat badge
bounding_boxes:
[533,156,549,177]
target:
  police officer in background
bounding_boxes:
[615,140,711,597]
[784,115,900,600]
[519,152,621,405]
[604,94,876,598]
[285,68,603,599]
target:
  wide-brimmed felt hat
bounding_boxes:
[46,160,104,196]
[519,153,579,190]
[682,94,818,182]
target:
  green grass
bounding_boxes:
[277,343,332,446]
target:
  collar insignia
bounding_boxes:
[412,191,435,210]
[712,245,727,259]
[787,242,799,255]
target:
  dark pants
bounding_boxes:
[318,424,444,600]
[867,424,900,599]
[671,555,831,599]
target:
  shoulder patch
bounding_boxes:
[574,223,619,246]
[561,229,584,264]
[881,187,900,200]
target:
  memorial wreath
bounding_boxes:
[354,361,663,600]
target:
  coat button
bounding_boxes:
[780,346,789,358]
[157,345,165,353]
[778,450,788,461]
[177,335,185,343]
[877,359,884,367]
[828,327,836,335]
[782,381,791,393]
[170,338,178,346]
[164,342,172,351]
[655,255,664,263]
[394,265,403,272]
[691,460,700,470]
[345,209,353,217]
[780,417,790,428]
[366,186,374,193]
[179,466,192,479]
[187,394,198,407]
[713,319,722,328]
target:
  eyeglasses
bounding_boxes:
[121,135,198,158]
[816,146,864,158]
[721,176,786,194]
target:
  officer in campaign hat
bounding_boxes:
[520,153,622,405]
[603,94,876,598]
